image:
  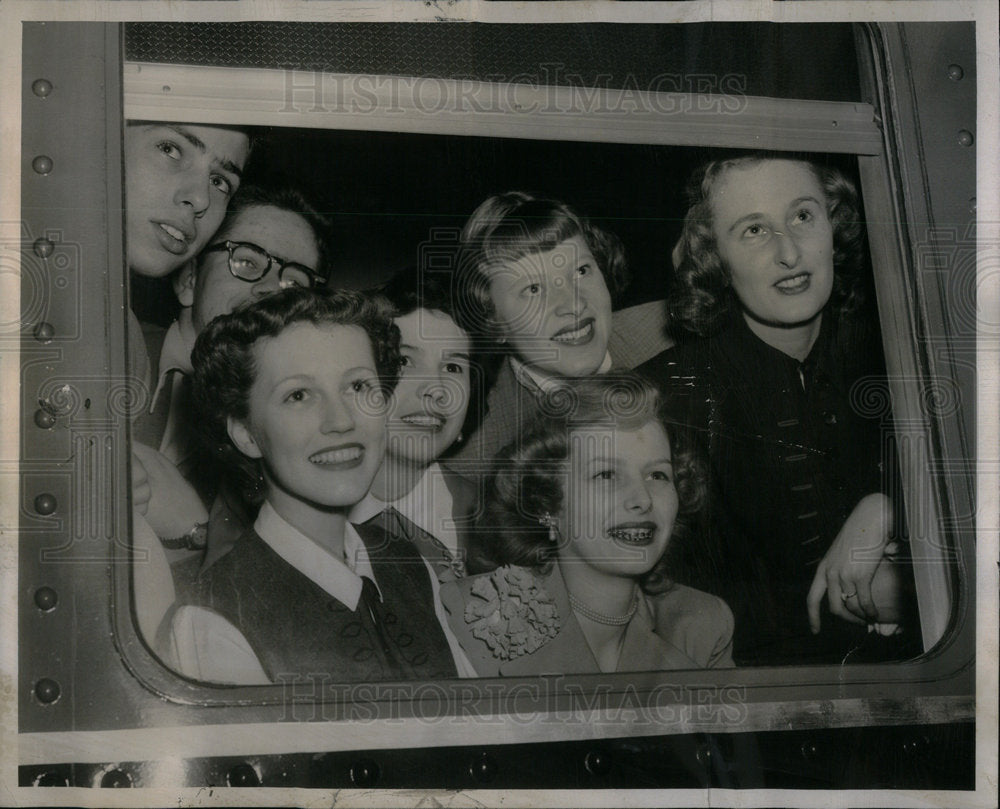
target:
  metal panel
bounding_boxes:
[13,21,975,788]
[18,21,138,733]
[855,22,977,653]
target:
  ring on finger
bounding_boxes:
[841,590,858,601]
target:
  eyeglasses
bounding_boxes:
[204,240,326,289]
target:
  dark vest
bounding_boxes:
[172,522,457,683]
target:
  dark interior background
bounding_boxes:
[127,22,863,324]
[249,132,864,300]
[132,129,863,324]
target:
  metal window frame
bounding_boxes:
[15,21,975,758]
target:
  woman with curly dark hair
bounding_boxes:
[637,155,913,666]
[157,287,458,684]
[439,373,734,675]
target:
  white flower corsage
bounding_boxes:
[464,565,561,660]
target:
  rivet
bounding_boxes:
[33,409,56,429]
[100,769,132,788]
[33,493,57,515]
[902,733,932,757]
[33,770,69,786]
[34,586,58,611]
[947,64,964,81]
[34,678,60,704]
[32,78,54,97]
[32,237,55,258]
[584,749,612,776]
[349,758,379,787]
[695,742,713,767]
[32,155,54,175]
[957,130,974,147]
[226,763,259,787]
[33,322,54,342]
[469,753,497,783]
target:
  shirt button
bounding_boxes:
[823,412,837,425]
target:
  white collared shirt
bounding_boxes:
[509,350,613,397]
[256,501,380,610]
[162,502,381,684]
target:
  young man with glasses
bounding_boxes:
[133,185,330,551]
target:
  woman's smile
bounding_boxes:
[308,443,365,468]
[551,317,596,345]
[774,272,812,293]
[607,520,658,547]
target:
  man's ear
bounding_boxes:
[228,416,263,459]
[173,260,197,308]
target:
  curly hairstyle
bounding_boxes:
[469,372,706,596]
[453,191,630,340]
[667,154,866,338]
[189,287,401,508]
[208,183,333,281]
[377,265,503,458]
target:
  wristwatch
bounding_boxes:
[160,521,208,551]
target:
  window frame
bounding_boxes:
[14,21,977,761]
[117,24,971,710]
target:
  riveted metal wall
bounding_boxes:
[19,21,137,732]
[14,19,976,792]
[855,21,977,652]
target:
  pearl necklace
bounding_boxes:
[569,591,638,626]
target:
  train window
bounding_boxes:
[10,6,992,798]
[117,21,961,684]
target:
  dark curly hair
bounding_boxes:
[377,265,503,458]
[667,154,866,338]
[469,372,706,596]
[454,191,630,340]
[190,287,401,508]
[208,183,332,281]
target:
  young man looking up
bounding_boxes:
[133,185,329,550]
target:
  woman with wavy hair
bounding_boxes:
[637,154,914,666]
[440,373,734,675]
[444,191,672,475]
[158,288,458,684]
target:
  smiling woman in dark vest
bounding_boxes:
[156,288,457,685]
